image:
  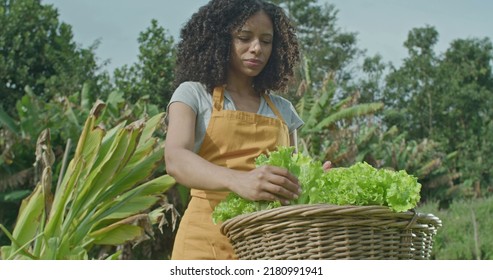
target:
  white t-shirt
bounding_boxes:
[168,81,304,152]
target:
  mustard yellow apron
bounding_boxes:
[171,86,290,260]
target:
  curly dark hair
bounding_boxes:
[174,0,300,94]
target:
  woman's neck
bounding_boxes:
[225,75,257,97]
[224,77,261,113]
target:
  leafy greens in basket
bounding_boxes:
[212,146,421,223]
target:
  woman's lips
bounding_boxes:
[244,59,263,68]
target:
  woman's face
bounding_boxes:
[229,11,273,80]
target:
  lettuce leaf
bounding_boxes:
[211,146,422,223]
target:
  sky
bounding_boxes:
[41,0,493,73]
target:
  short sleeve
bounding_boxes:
[167,81,202,114]
[267,94,304,134]
[287,102,304,133]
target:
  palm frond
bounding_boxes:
[313,102,383,131]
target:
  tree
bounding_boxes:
[270,0,361,96]
[383,26,440,140]
[113,19,175,109]
[382,25,493,200]
[349,54,390,105]
[434,38,493,197]
[295,58,384,164]
[435,38,493,149]
[0,0,107,116]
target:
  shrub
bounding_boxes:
[417,196,493,260]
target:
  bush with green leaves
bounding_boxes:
[417,196,493,260]
[0,84,160,246]
[0,102,175,260]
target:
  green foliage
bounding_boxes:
[435,38,493,198]
[357,126,459,205]
[255,146,324,205]
[418,196,493,260]
[0,84,161,247]
[314,162,421,212]
[295,58,383,165]
[213,146,422,223]
[0,86,82,193]
[0,83,159,191]
[113,19,175,109]
[212,194,280,225]
[1,0,491,260]
[353,54,389,104]
[384,26,440,140]
[272,0,361,88]
[212,146,313,223]
[0,0,107,116]
[0,102,175,260]
[383,26,493,199]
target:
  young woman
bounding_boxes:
[165,0,304,260]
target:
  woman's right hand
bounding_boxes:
[323,161,332,171]
[231,165,301,204]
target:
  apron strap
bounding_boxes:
[213,86,287,125]
[263,94,286,123]
[212,86,225,112]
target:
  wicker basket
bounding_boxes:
[220,204,442,260]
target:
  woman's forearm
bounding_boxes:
[165,147,240,192]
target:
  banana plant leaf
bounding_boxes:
[0,101,176,260]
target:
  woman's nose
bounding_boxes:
[249,39,261,54]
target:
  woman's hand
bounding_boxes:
[231,165,301,204]
[323,161,332,172]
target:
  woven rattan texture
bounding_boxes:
[221,204,442,260]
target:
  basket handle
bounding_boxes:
[404,209,419,230]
